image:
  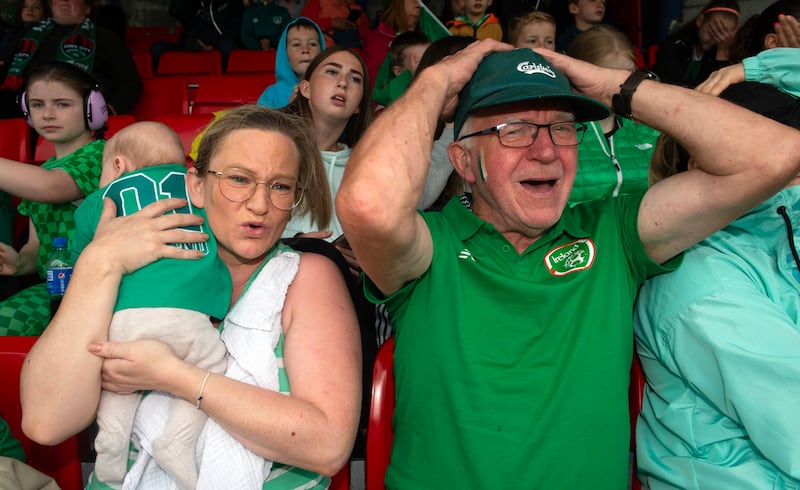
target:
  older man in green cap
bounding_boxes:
[337,39,800,489]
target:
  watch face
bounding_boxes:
[643,70,660,82]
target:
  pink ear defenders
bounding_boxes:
[18,61,108,131]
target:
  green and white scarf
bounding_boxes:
[1,17,97,91]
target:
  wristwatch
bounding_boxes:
[611,70,659,119]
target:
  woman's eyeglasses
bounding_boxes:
[206,168,303,210]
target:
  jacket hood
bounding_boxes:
[257,17,325,108]
[735,185,800,236]
[321,144,352,170]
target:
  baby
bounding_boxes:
[73,122,232,490]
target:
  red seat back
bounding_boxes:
[366,337,394,490]
[226,49,277,74]
[0,336,84,490]
[190,74,272,115]
[648,45,659,68]
[157,50,223,77]
[633,45,646,69]
[133,76,190,120]
[132,51,154,79]
[329,463,350,490]
[152,114,215,163]
[0,118,31,161]
[630,354,645,490]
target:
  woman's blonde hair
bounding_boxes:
[194,105,332,229]
[567,24,635,66]
[648,133,690,185]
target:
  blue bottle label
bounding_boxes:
[46,267,72,295]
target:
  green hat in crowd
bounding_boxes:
[453,48,610,138]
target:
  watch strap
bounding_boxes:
[611,70,658,119]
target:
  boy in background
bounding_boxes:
[373,31,431,108]
[240,0,292,50]
[508,10,557,49]
[447,0,503,40]
[556,0,606,51]
[73,122,231,490]
[257,17,325,108]
[192,18,326,161]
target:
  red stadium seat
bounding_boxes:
[630,354,645,490]
[647,45,659,68]
[189,74,273,115]
[366,337,394,490]
[0,336,85,490]
[155,51,225,104]
[0,117,32,161]
[151,113,215,163]
[32,138,54,164]
[132,51,154,79]
[226,49,277,74]
[156,51,224,99]
[156,50,223,77]
[329,463,350,490]
[633,45,646,69]
[133,76,190,120]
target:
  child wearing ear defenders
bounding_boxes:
[0,60,106,336]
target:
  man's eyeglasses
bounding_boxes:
[206,168,303,210]
[458,121,587,148]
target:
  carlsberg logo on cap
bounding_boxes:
[452,48,611,138]
[517,61,557,78]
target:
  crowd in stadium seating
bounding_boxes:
[2,0,800,488]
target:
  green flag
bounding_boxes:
[418,0,451,41]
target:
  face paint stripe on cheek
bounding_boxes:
[478,147,488,182]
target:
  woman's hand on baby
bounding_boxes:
[90,338,182,394]
[84,198,207,276]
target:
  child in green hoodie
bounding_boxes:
[372,30,430,108]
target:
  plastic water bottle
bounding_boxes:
[45,237,72,318]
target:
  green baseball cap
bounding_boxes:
[453,48,610,138]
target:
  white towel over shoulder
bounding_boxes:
[124,251,300,490]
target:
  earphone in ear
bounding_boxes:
[19,62,109,131]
